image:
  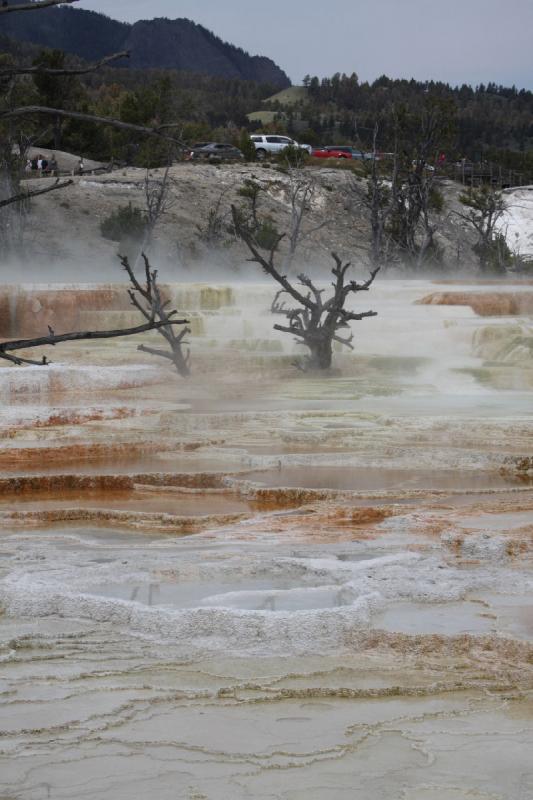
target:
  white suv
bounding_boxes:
[251,135,312,159]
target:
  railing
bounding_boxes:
[440,161,531,189]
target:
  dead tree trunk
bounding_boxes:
[355,122,396,271]
[302,329,334,370]
[0,178,73,209]
[283,170,326,274]
[136,164,176,264]
[232,205,379,371]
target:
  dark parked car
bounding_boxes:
[187,142,244,161]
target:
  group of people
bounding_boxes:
[25,154,58,176]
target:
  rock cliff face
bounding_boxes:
[2,6,290,87]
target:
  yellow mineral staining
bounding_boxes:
[418,290,533,316]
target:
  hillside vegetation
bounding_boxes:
[263,74,533,181]
[2,4,290,87]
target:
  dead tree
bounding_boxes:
[121,253,191,377]
[284,169,327,273]
[356,104,451,271]
[140,164,176,257]
[359,122,397,270]
[389,103,453,268]
[232,205,379,370]
[0,254,191,376]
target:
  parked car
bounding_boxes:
[186,142,244,161]
[312,146,352,159]
[311,146,377,161]
[250,135,312,159]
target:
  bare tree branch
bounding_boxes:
[0,254,192,375]
[336,308,378,323]
[0,317,187,366]
[0,178,72,209]
[231,205,313,311]
[273,323,308,339]
[0,0,79,13]
[138,344,179,361]
[0,51,130,77]
[332,332,355,350]
[120,253,192,376]
[0,107,187,147]
[139,164,176,259]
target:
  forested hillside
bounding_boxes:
[280,74,533,175]
[1,4,290,87]
[2,5,532,181]
[0,26,283,167]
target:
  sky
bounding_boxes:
[82,0,533,89]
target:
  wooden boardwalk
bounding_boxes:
[445,161,531,190]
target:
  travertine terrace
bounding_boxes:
[0,277,532,800]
